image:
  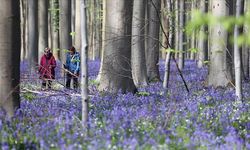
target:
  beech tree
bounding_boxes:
[51,0,60,60]
[38,0,49,60]
[80,0,89,128]
[234,0,244,100]
[99,0,136,93]
[75,0,81,51]
[243,0,250,78]
[131,0,148,87]
[208,0,233,87]
[178,0,185,70]
[197,0,208,68]
[0,0,21,117]
[59,0,72,62]
[27,0,38,71]
[146,0,161,81]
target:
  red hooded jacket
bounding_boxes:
[39,53,56,79]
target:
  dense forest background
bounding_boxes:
[0,0,249,149]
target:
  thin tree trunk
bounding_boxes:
[80,0,89,129]
[243,0,249,79]
[20,0,27,61]
[75,0,81,50]
[163,51,171,89]
[197,0,208,68]
[72,0,75,45]
[174,0,179,59]
[51,0,59,60]
[190,0,196,60]
[96,0,106,82]
[163,0,174,90]
[167,0,174,49]
[178,0,184,70]
[234,0,244,100]
[161,0,168,60]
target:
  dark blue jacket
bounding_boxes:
[65,52,80,74]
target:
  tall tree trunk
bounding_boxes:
[75,0,81,50]
[208,0,233,87]
[161,0,168,60]
[51,0,59,60]
[163,0,174,90]
[174,0,179,59]
[0,0,21,117]
[190,0,196,60]
[197,0,208,68]
[99,0,136,93]
[96,0,106,82]
[20,0,27,61]
[92,0,100,60]
[59,0,72,63]
[146,0,161,81]
[38,0,48,61]
[87,0,94,59]
[178,0,184,70]
[80,0,89,129]
[28,0,38,72]
[167,0,174,49]
[243,0,250,79]
[234,0,244,100]
[71,0,75,45]
[131,0,148,87]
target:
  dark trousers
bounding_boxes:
[42,80,52,89]
[66,73,78,89]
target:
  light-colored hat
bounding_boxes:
[44,47,51,53]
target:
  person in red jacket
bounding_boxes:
[38,47,56,89]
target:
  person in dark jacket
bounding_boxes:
[64,46,80,89]
[39,47,56,89]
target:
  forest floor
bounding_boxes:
[0,60,249,149]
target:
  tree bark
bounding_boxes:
[38,0,48,60]
[234,0,244,100]
[178,0,185,70]
[71,0,75,45]
[0,0,21,117]
[96,0,106,82]
[197,0,208,68]
[190,0,196,60]
[131,0,148,87]
[161,0,168,60]
[51,0,59,60]
[75,0,81,51]
[243,0,250,78]
[146,0,161,81]
[28,0,38,71]
[208,0,233,87]
[174,0,179,59]
[80,0,89,129]
[99,0,136,93]
[20,0,27,61]
[59,0,72,63]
